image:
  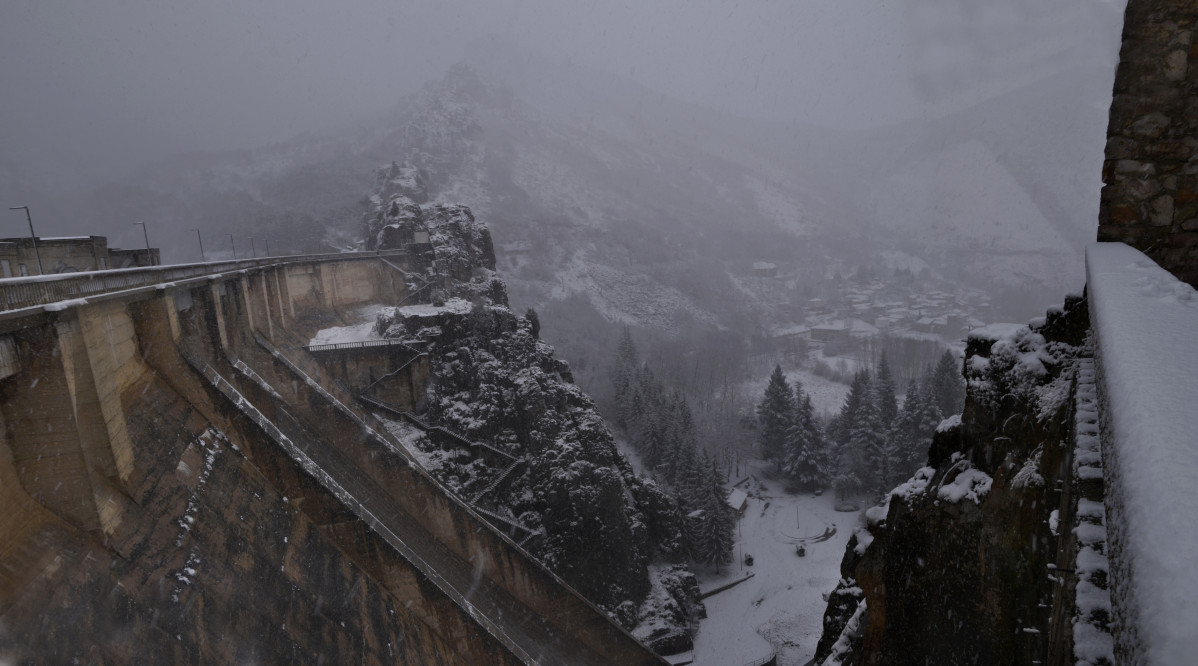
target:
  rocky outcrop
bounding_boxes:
[364,162,497,285]
[362,167,701,653]
[815,295,1090,665]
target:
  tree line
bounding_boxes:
[758,350,965,499]
[611,329,737,572]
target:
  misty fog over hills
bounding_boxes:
[12,38,1114,327]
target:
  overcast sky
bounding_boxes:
[1,0,1124,189]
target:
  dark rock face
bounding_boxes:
[815,296,1089,665]
[424,203,497,279]
[813,544,866,663]
[363,164,498,285]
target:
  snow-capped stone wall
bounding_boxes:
[1087,242,1198,664]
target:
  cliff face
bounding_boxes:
[816,295,1090,665]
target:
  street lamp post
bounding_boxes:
[228,234,237,259]
[8,206,43,275]
[250,237,257,258]
[132,222,153,265]
[192,229,205,262]
[264,238,270,257]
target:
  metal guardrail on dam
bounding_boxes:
[0,249,411,312]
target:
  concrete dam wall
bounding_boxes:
[0,253,663,664]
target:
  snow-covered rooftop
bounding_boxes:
[1086,242,1198,664]
[726,488,747,511]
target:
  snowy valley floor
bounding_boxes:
[684,467,855,666]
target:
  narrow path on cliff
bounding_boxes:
[688,463,855,666]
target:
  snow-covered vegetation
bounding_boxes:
[751,350,962,502]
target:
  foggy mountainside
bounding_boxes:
[7,37,1122,446]
[18,38,1109,328]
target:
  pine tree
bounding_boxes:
[695,455,735,572]
[524,307,540,339]
[658,393,690,484]
[807,395,834,482]
[784,383,828,490]
[672,486,698,562]
[831,370,874,499]
[832,440,864,501]
[674,447,705,562]
[611,328,641,428]
[638,397,670,471]
[616,327,639,369]
[675,395,697,453]
[931,350,965,417]
[829,370,871,447]
[914,382,945,448]
[875,352,898,429]
[626,376,646,429]
[757,365,795,467]
[889,379,925,478]
[852,380,891,495]
[676,444,704,511]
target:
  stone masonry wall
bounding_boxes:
[1098,0,1198,286]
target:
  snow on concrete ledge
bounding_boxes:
[1086,242,1198,665]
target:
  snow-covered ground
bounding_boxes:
[688,466,856,666]
[308,304,387,346]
